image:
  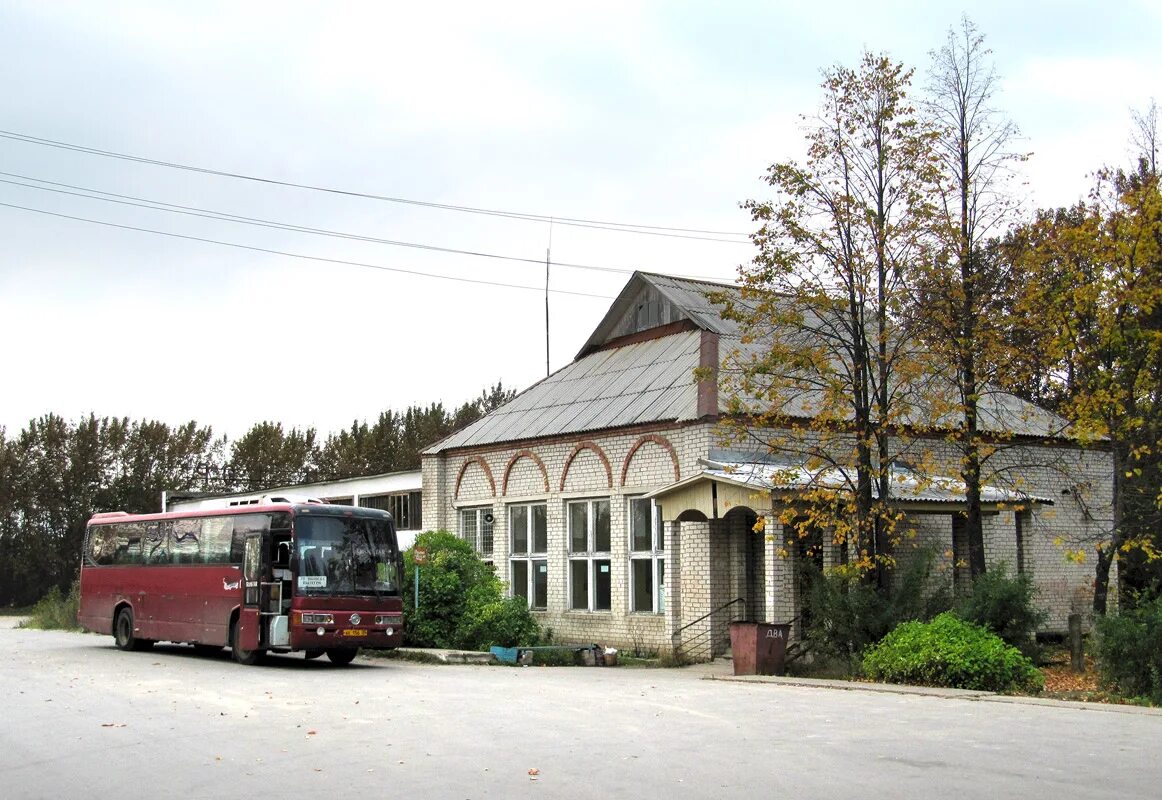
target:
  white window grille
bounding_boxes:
[460,506,494,560]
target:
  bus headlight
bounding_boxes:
[301,613,333,625]
[375,615,403,627]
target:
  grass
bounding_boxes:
[20,584,81,631]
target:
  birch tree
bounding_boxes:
[916,17,1026,579]
[715,52,940,577]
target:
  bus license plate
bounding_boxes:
[342,629,367,637]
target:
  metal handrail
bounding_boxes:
[672,597,746,661]
[671,597,744,641]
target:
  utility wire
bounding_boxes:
[0,171,737,283]
[0,200,617,300]
[0,129,752,243]
[0,172,637,277]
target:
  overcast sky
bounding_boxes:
[1,1,1158,441]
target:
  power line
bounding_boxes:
[0,200,617,300]
[0,171,739,284]
[0,129,752,243]
[0,172,638,277]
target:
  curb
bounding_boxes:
[394,647,495,665]
[702,673,989,699]
[702,673,1162,715]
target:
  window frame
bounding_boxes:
[508,502,548,610]
[566,498,611,612]
[459,506,494,561]
[628,497,665,614]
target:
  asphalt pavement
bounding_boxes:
[2,622,1159,799]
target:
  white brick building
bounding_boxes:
[422,273,1113,659]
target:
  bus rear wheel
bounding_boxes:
[326,648,358,666]
[114,608,151,652]
[230,620,265,666]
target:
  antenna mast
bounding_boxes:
[545,219,554,376]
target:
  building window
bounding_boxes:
[509,503,547,609]
[629,497,665,613]
[567,498,611,611]
[460,507,494,560]
[360,492,424,531]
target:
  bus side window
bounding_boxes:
[171,520,198,564]
[145,522,169,565]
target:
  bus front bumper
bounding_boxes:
[289,613,404,650]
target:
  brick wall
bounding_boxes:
[420,420,1114,653]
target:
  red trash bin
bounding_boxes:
[730,621,791,676]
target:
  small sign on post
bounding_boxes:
[412,547,428,611]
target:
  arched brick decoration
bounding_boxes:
[454,457,496,500]
[620,434,680,487]
[559,440,613,492]
[503,450,550,495]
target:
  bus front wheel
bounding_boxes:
[230,620,265,666]
[114,608,151,652]
[326,648,358,666]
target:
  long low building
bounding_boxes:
[167,470,423,550]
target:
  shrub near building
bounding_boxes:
[1095,595,1162,705]
[862,613,1044,693]
[403,530,541,651]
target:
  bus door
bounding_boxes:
[237,533,264,651]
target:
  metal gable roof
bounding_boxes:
[425,272,1077,455]
[427,328,705,453]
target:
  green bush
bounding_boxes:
[862,612,1043,693]
[803,549,951,667]
[1094,595,1162,705]
[955,564,1046,658]
[24,582,80,630]
[403,531,541,650]
[455,596,542,651]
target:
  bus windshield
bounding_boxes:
[295,514,399,596]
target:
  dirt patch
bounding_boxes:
[1036,651,1143,705]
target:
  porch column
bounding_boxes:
[663,520,681,654]
[673,519,712,660]
[762,513,779,623]
[770,519,796,624]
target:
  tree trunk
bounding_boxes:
[1092,547,1114,616]
[1093,440,1127,616]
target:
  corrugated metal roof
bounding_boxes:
[428,328,704,453]
[649,459,1054,506]
[426,271,1075,454]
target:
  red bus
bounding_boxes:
[78,503,404,665]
